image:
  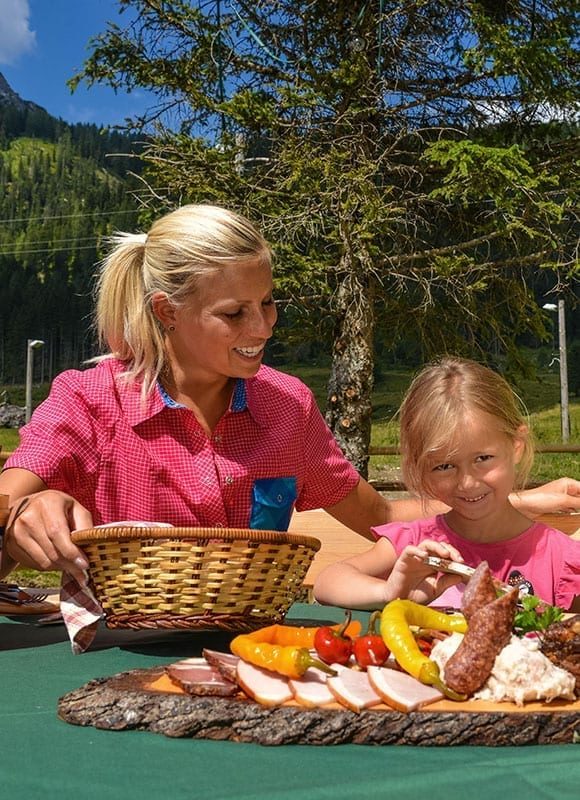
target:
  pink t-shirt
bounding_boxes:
[5,359,359,529]
[372,515,580,611]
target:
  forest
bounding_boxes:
[0,0,579,471]
[68,0,579,473]
[0,95,142,383]
[0,82,578,399]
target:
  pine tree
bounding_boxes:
[71,1,579,473]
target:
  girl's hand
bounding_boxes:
[3,490,93,583]
[383,540,465,605]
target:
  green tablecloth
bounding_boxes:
[1,604,579,800]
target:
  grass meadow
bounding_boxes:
[5,363,578,587]
[2,364,578,485]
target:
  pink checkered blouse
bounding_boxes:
[6,359,359,529]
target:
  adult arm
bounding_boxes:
[323,477,446,539]
[510,478,580,517]
[0,468,92,582]
[324,476,580,541]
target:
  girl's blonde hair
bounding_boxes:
[399,357,534,497]
[94,204,272,396]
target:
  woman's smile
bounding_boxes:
[234,344,266,360]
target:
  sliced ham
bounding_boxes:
[327,667,382,712]
[202,648,240,683]
[289,667,335,707]
[236,660,294,707]
[166,657,238,697]
[367,666,443,712]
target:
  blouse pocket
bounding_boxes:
[249,477,297,531]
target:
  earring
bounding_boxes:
[167,325,175,332]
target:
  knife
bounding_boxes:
[421,556,521,597]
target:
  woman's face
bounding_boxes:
[168,256,278,382]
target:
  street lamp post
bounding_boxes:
[25,339,45,424]
[542,301,570,443]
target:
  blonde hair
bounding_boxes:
[94,204,272,396]
[399,357,534,497]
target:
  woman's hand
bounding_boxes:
[383,540,465,606]
[3,490,93,583]
[511,477,580,517]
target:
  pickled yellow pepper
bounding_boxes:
[231,634,336,679]
[380,599,467,700]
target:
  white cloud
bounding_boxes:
[0,0,36,65]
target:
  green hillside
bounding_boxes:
[0,96,142,383]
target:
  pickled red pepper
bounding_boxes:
[380,599,468,700]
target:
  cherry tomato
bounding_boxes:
[353,611,390,668]
[313,610,353,665]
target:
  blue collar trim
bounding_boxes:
[157,378,247,412]
[231,379,247,411]
[158,382,183,408]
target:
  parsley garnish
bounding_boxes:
[513,595,564,635]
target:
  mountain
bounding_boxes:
[0,72,143,384]
[0,71,46,114]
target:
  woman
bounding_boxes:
[1,205,579,584]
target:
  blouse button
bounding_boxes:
[224,476,234,485]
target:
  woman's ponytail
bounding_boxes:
[95,232,148,358]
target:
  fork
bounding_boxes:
[0,583,50,605]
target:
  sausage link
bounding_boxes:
[461,561,498,621]
[443,588,518,696]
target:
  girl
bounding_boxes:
[314,357,580,612]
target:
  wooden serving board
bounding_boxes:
[58,666,580,746]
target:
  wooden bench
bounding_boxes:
[289,508,580,591]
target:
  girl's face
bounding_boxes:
[167,256,278,383]
[424,412,525,522]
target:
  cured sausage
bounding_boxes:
[443,587,518,696]
[461,561,497,621]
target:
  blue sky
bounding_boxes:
[0,0,154,127]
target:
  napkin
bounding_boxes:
[60,573,103,653]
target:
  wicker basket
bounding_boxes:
[71,526,321,631]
